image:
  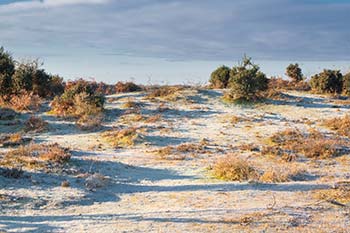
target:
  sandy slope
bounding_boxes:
[1,89,350,232]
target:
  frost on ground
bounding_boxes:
[1,89,350,232]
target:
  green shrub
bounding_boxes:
[50,79,105,128]
[0,47,15,96]
[286,63,303,82]
[227,56,268,101]
[310,69,343,94]
[209,65,231,89]
[342,72,350,96]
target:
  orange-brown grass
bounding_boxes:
[0,143,70,170]
[313,184,350,205]
[211,155,259,181]
[265,128,344,159]
[268,77,311,91]
[24,116,48,133]
[121,99,141,109]
[259,164,306,183]
[144,114,162,123]
[145,85,185,101]
[0,133,32,147]
[153,143,206,160]
[101,127,140,148]
[0,91,41,112]
[323,115,350,137]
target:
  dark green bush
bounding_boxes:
[310,69,343,94]
[209,65,231,89]
[286,63,303,82]
[227,57,268,101]
[0,47,15,96]
[343,72,350,96]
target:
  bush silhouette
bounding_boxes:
[310,69,343,94]
[209,65,231,88]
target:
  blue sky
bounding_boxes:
[0,0,350,84]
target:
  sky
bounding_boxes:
[0,0,350,84]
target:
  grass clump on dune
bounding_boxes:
[101,127,141,148]
[210,155,259,181]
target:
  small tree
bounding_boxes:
[286,63,303,82]
[227,56,268,101]
[310,69,343,94]
[343,72,350,95]
[0,47,15,95]
[209,65,231,89]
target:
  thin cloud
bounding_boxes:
[0,0,110,11]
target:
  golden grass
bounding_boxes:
[0,133,32,147]
[259,164,306,183]
[0,143,70,170]
[152,143,206,160]
[101,127,140,148]
[0,91,41,112]
[264,128,344,159]
[323,115,350,137]
[211,155,259,181]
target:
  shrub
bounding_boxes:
[0,47,15,96]
[211,155,259,181]
[286,63,303,82]
[115,81,142,93]
[0,91,42,112]
[209,65,231,89]
[310,69,343,94]
[50,80,105,120]
[47,75,65,98]
[12,60,51,97]
[227,56,268,101]
[342,72,350,96]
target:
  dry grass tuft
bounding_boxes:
[101,127,141,148]
[0,143,70,170]
[24,116,48,133]
[323,115,350,137]
[0,91,41,112]
[313,183,350,206]
[211,155,259,181]
[264,128,345,159]
[259,165,307,183]
[153,143,206,160]
[145,85,186,101]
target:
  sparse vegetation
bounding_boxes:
[115,81,142,93]
[153,143,206,160]
[0,143,70,170]
[323,115,350,137]
[264,128,344,159]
